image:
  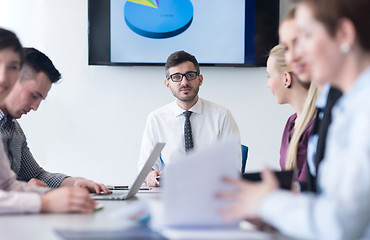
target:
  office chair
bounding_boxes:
[241,144,249,173]
[159,155,165,172]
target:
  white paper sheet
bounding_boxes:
[161,227,276,240]
[162,138,240,228]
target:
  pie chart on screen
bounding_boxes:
[124,0,193,39]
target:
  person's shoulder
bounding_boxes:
[282,113,297,130]
[302,117,315,139]
[13,118,21,125]
[150,102,174,114]
[6,119,26,137]
[201,98,230,113]
[307,116,316,129]
[287,113,297,122]
[147,102,175,119]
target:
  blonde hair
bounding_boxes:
[269,44,293,73]
[269,44,318,170]
[285,83,318,170]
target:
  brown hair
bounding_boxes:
[164,50,200,78]
[0,28,23,64]
[21,48,61,84]
[283,7,296,22]
[295,0,370,52]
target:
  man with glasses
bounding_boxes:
[138,50,240,187]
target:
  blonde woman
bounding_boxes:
[280,7,343,193]
[266,44,317,183]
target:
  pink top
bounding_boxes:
[0,139,48,214]
[280,113,315,183]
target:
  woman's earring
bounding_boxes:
[340,43,350,54]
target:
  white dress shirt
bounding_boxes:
[138,98,240,171]
[0,139,48,214]
[260,68,370,240]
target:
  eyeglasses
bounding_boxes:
[167,71,199,82]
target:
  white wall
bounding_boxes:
[0,0,294,184]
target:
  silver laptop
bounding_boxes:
[93,142,165,200]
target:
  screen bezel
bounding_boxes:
[88,0,279,67]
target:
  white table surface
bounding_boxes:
[0,188,294,240]
[0,189,160,240]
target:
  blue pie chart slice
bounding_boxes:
[124,0,193,39]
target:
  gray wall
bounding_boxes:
[0,0,294,184]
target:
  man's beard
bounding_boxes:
[171,85,199,102]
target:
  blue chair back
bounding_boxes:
[159,155,165,172]
[241,145,249,173]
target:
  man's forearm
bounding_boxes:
[59,177,84,187]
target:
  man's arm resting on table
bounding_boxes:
[0,187,97,214]
[41,187,96,213]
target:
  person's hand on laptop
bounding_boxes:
[145,169,160,187]
[60,177,111,194]
[41,187,97,213]
[74,178,111,194]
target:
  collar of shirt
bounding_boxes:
[335,67,370,113]
[172,97,203,117]
[0,109,10,125]
[316,83,331,110]
[0,110,14,129]
[0,109,6,121]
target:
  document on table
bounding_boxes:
[162,137,241,228]
[160,227,278,240]
[56,225,165,240]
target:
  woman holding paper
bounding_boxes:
[218,0,370,239]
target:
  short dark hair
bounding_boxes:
[164,50,200,77]
[22,47,61,83]
[0,28,23,65]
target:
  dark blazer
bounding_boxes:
[305,87,342,192]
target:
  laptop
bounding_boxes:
[92,142,165,200]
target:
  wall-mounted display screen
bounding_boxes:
[89,0,279,67]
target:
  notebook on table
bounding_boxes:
[92,142,165,200]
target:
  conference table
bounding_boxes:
[0,188,295,240]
